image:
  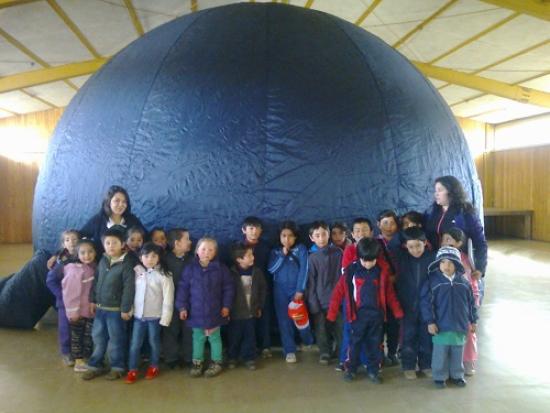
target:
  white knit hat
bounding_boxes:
[428,246,464,274]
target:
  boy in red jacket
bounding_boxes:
[327,238,403,383]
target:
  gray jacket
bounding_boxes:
[306,245,342,314]
[91,253,135,313]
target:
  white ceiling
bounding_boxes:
[0,0,549,124]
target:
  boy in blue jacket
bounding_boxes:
[395,227,435,379]
[421,246,478,389]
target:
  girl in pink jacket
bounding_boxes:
[61,239,97,372]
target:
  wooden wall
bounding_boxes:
[0,109,548,243]
[0,108,63,243]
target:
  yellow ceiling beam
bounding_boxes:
[304,0,314,8]
[438,38,550,91]
[428,11,521,64]
[0,58,107,94]
[480,0,550,22]
[393,0,458,49]
[355,0,383,26]
[0,0,39,9]
[123,0,144,36]
[413,61,550,109]
[46,0,101,59]
[191,0,198,12]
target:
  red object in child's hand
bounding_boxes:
[288,300,310,330]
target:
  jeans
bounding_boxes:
[228,318,256,362]
[128,318,161,370]
[192,327,222,362]
[273,287,313,355]
[87,309,126,371]
[432,344,465,381]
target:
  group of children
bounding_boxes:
[46,211,480,389]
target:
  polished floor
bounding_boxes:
[1,239,549,413]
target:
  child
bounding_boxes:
[126,242,174,384]
[327,238,403,383]
[240,216,273,359]
[330,222,351,252]
[421,246,478,389]
[376,210,400,366]
[46,229,81,366]
[162,228,193,368]
[268,221,314,363]
[61,239,97,372]
[306,221,343,365]
[175,237,234,378]
[394,227,435,379]
[341,218,373,269]
[400,211,424,230]
[149,227,168,249]
[227,242,267,370]
[126,226,145,253]
[82,227,135,381]
[441,227,481,376]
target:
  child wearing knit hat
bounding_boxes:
[420,246,478,389]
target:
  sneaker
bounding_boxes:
[145,366,159,380]
[319,354,330,365]
[261,348,272,359]
[335,362,345,372]
[434,380,446,389]
[73,359,88,373]
[285,353,297,363]
[125,370,138,384]
[105,370,124,381]
[245,360,257,371]
[367,373,382,384]
[343,371,356,382]
[82,368,106,381]
[403,370,417,380]
[421,369,433,378]
[204,362,223,378]
[464,362,476,376]
[61,354,75,367]
[227,359,237,369]
[300,344,314,352]
[190,361,204,378]
[450,378,467,387]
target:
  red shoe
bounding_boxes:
[125,370,138,384]
[145,366,159,380]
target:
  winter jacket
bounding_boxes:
[306,245,342,314]
[80,211,146,255]
[133,265,174,327]
[268,244,309,296]
[229,265,267,320]
[62,262,96,319]
[175,258,235,329]
[165,251,190,287]
[91,253,135,313]
[420,269,478,334]
[46,257,79,308]
[395,249,435,317]
[327,261,403,323]
[424,204,487,275]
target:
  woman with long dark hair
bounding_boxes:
[424,176,487,277]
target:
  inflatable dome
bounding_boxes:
[33,2,482,251]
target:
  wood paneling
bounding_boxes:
[0,108,63,243]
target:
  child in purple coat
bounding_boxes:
[175,237,235,378]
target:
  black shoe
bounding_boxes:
[343,371,356,382]
[384,354,399,367]
[367,373,382,384]
[450,378,467,387]
[434,380,446,389]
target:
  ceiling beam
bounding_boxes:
[413,61,550,108]
[355,0,383,26]
[480,0,550,22]
[123,0,144,36]
[0,0,40,9]
[0,58,107,93]
[438,38,550,91]
[304,0,314,8]
[19,89,57,108]
[428,11,520,64]
[46,0,101,59]
[0,106,20,116]
[393,0,459,49]
[191,0,198,12]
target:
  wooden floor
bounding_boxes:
[1,239,550,413]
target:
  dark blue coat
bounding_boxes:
[175,258,235,329]
[424,204,487,275]
[395,249,435,318]
[420,269,478,334]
